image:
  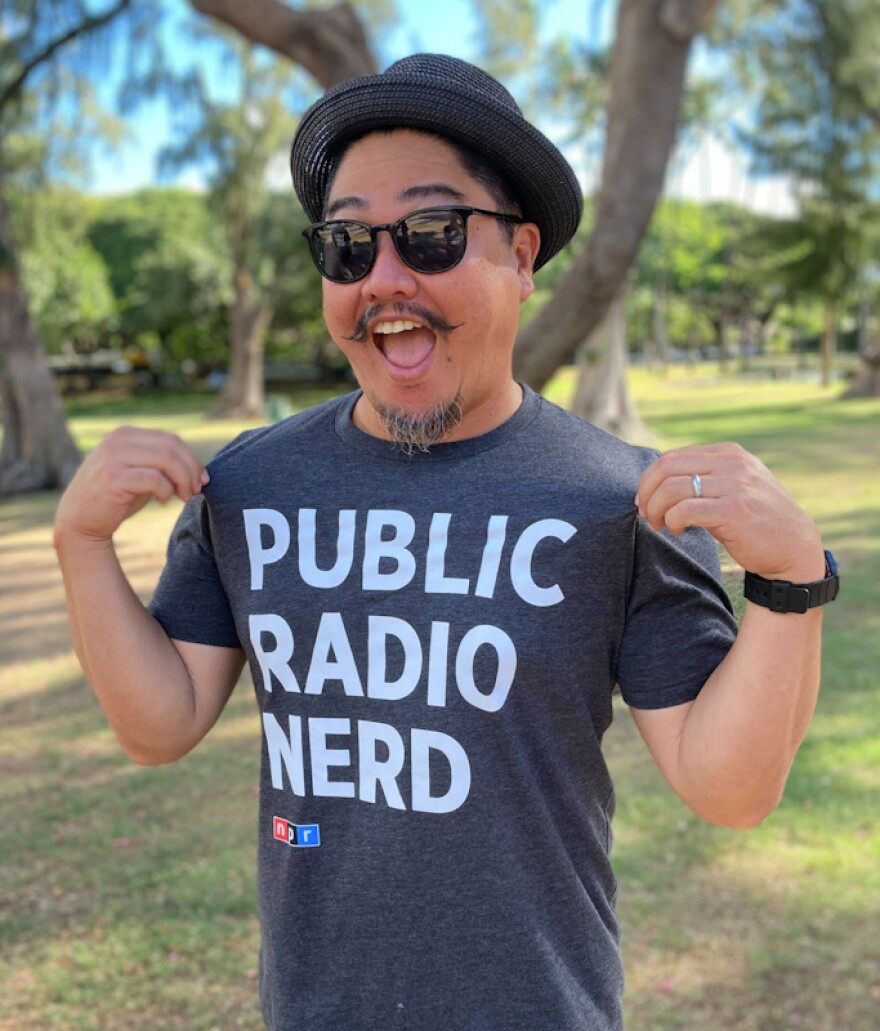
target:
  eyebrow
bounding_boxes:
[325,195,367,218]
[399,183,467,204]
[325,182,467,220]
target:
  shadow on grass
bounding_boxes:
[621,857,880,1031]
[0,667,91,715]
[612,656,880,1030]
[1,725,265,1029]
[0,678,260,941]
[0,507,183,668]
[0,490,61,534]
[650,395,880,453]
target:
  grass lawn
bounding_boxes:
[1,372,878,1029]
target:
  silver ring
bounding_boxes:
[691,473,703,499]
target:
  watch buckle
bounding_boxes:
[770,581,809,614]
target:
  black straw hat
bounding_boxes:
[290,53,583,271]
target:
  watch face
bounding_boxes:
[824,549,839,577]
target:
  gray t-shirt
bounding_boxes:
[150,386,736,1031]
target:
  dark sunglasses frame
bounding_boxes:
[302,206,524,283]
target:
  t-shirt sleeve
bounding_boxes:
[615,518,737,710]
[148,493,242,649]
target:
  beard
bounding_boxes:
[376,394,463,455]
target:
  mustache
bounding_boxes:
[344,303,462,342]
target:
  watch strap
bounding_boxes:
[743,550,839,614]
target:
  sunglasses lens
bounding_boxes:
[396,210,466,273]
[309,209,469,282]
[312,222,373,282]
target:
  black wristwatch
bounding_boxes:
[743,550,839,614]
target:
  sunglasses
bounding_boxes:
[302,206,524,283]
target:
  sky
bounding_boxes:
[86,0,797,217]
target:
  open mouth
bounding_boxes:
[372,319,437,377]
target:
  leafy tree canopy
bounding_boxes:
[17,185,115,349]
[88,187,231,340]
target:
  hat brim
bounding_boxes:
[291,77,582,271]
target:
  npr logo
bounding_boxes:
[273,816,321,848]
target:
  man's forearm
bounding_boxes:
[55,532,209,764]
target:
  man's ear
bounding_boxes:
[513,223,541,301]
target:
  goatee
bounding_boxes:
[377,395,464,455]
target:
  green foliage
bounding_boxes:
[158,28,297,267]
[520,196,595,326]
[721,0,880,190]
[4,176,331,374]
[469,0,607,183]
[1,1,118,119]
[0,1,157,175]
[155,24,320,389]
[258,191,339,370]
[21,241,115,351]
[1,179,114,349]
[631,200,785,351]
[472,0,725,191]
[6,0,878,386]
[88,187,231,359]
[766,300,825,352]
[0,109,49,185]
[83,184,328,372]
[714,0,880,311]
[470,0,541,91]
[745,195,875,306]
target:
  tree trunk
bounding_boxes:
[821,299,836,388]
[512,0,720,390]
[710,315,725,359]
[188,0,376,86]
[211,269,273,419]
[737,318,753,373]
[841,290,880,398]
[570,343,602,415]
[649,279,670,371]
[856,289,870,356]
[570,291,646,442]
[0,177,80,495]
[841,344,880,399]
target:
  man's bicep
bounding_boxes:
[171,639,247,740]
[629,701,693,798]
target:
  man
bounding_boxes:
[54,54,838,1031]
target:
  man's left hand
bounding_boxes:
[635,443,824,582]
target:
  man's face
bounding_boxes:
[320,130,540,444]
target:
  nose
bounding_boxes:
[361,229,418,302]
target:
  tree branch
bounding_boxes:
[512,0,717,388]
[659,0,721,43]
[188,0,376,87]
[0,0,131,117]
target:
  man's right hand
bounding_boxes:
[55,426,209,544]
